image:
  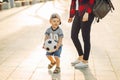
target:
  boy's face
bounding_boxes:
[50,18,61,30]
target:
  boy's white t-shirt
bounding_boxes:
[45,27,64,42]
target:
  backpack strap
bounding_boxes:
[94,17,100,23]
[107,0,115,11]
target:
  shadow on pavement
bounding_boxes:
[48,70,61,80]
[75,68,97,80]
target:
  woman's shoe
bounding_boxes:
[74,62,88,68]
[71,59,81,66]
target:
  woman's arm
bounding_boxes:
[69,0,76,18]
[68,0,77,23]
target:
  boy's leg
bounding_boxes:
[53,47,62,73]
[46,55,56,69]
[47,56,55,63]
[53,57,60,73]
[54,57,60,67]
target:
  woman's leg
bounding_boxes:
[71,12,83,57]
[81,13,94,61]
[74,13,94,68]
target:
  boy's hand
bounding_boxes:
[55,46,59,51]
[82,12,89,22]
[42,43,46,49]
[68,18,73,23]
[55,45,60,51]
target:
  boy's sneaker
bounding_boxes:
[74,62,88,68]
[71,59,81,66]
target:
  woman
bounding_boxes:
[68,0,95,68]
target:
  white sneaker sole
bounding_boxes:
[71,62,80,66]
[75,65,88,69]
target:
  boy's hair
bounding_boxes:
[50,13,61,25]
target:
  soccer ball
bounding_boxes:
[44,39,57,53]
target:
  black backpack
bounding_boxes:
[93,0,115,22]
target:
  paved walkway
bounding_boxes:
[0,0,120,80]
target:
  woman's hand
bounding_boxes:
[82,12,89,22]
[68,18,73,23]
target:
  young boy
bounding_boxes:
[43,13,64,74]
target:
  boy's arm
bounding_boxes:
[56,37,63,50]
[44,35,49,41]
[43,35,49,48]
